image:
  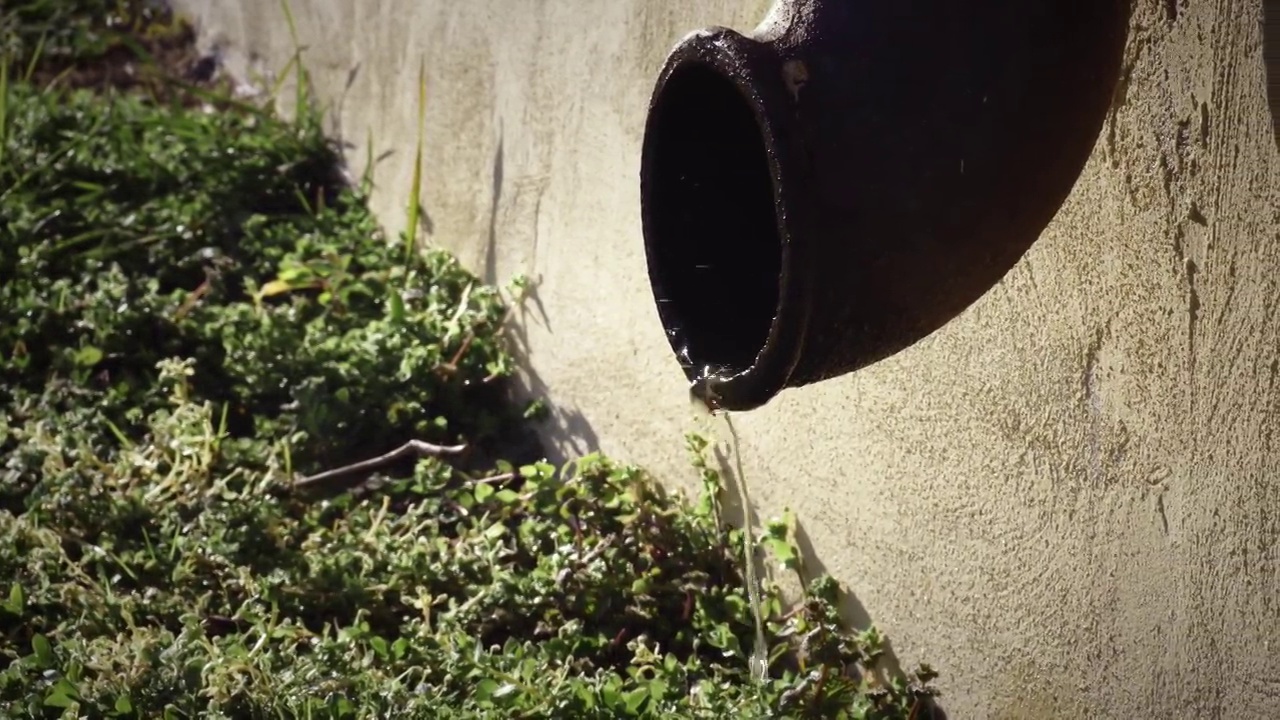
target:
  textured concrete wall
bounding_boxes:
[173,0,1280,716]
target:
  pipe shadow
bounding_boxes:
[516,357,601,465]
[792,518,947,720]
[711,442,948,720]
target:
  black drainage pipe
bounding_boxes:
[640,0,1130,412]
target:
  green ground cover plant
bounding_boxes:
[0,2,939,717]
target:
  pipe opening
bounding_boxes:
[645,63,782,378]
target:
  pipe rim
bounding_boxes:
[640,28,810,412]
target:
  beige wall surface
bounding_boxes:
[172,0,1280,716]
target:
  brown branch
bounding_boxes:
[446,332,477,369]
[173,269,212,321]
[469,471,517,486]
[292,439,467,493]
[436,283,529,379]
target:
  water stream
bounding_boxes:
[689,386,769,683]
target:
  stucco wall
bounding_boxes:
[172,0,1280,716]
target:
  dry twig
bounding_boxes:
[469,471,517,486]
[293,439,466,493]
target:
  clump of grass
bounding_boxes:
[0,3,939,718]
[1,0,206,94]
[0,78,527,477]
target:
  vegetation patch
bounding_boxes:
[0,2,938,717]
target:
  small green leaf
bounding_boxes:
[648,679,668,703]
[475,678,500,699]
[474,482,495,502]
[43,691,74,709]
[575,682,597,709]
[601,684,623,710]
[277,266,309,283]
[114,696,133,713]
[182,659,203,689]
[4,583,23,615]
[623,687,649,714]
[257,279,294,298]
[31,634,54,667]
[73,345,103,367]
[387,291,406,323]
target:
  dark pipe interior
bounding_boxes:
[646,64,781,378]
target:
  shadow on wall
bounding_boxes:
[1266,0,1280,148]
[710,444,950,720]
[475,123,598,463]
[505,292,603,464]
[324,61,436,235]
[484,129,503,286]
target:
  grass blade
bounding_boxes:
[404,58,427,266]
[361,126,375,194]
[278,0,311,121]
[22,32,48,83]
[1,56,8,173]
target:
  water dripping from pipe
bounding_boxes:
[689,391,769,683]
